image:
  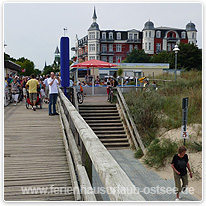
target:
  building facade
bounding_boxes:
[71,8,197,63]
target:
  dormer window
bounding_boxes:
[156,31,161,38]
[109,32,113,39]
[102,32,106,40]
[129,33,133,40]
[117,32,121,40]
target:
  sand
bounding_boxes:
[139,124,202,200]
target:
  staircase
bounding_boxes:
[79,104,130,149]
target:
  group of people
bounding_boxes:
[5,72,60,115]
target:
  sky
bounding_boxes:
[3,1,203,71]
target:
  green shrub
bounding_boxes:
[134,148,144,159]
[144,138,178,168]
[185,141,202,152]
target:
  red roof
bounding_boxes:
[71,59,117,68]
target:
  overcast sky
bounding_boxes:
[4,2,203,71]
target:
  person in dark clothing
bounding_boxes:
[171,146,192,201]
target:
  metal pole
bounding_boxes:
[175,52,177,81]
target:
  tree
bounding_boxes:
[16,59,35,76]
[123,49,151,63]
[178,43,202,71]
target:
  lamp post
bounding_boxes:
[173,44,180,81]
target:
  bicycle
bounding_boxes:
[77,92,84,104]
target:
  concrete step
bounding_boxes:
[89,123,123,127]
[98,134,127,138]
[81,113,119,117]
[101,138,128,143]
[80,110,118,113]
[83,116,120,120]
[91,126,124,130]
[95,130,125,134]
[86,120,122,123]
[103,142,130,147]
[80,104,116,108]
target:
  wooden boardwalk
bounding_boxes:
[4,102,75,201]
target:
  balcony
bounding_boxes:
[100,51,115,55]
[167,37,178,42]
[100,38,114,42]
[83,52,88,57]
[127,39,141,43]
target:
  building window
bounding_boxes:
[129,45,133,52]
[156,31,161,38]
[109,44,113,52]
[96,32,99,39]
[167,43,171,51]
[145,43,147,50]
[149,42,151,50]
[192,32,195,39]
[89,56,95,60]
[181,32,186,39]
[149,31,151,37]
[109,32,113,39]
[109,56,113,63]
[156,43,161,51]
[145,31,147,37]
[102,32,106,40]
[129,33,133,40]
[101,44,107,53]
[116,56,122,63]
[117,32,121,40]
[89,44,95,52]
[116,44,122,52]
[89,32,95,40]
[134,34,137,40]
[101,56,107,62]
[134,45,138,50]
[96,44,99,52]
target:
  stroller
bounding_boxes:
[26,89,43,109]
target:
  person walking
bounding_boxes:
[48,72,60,116]
[171,146,192,201]
[25,74,39,111]
[11,76,20,105]
[43,75,50,104]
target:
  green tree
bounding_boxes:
[123,49,151,63]
[16,59,35,76]
[178,43,202,71]
[42,65,53,75]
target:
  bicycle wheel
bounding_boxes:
[77,92,84,104]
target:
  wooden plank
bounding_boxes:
[4,102,75,201]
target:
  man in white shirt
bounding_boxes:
[47,72,61,116]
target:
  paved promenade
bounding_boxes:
[109,149,199,201]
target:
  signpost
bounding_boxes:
[181,97,189,145]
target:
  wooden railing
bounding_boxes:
[58,88,145,201]
[115,87,146,155]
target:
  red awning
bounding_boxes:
[71,59,117,68]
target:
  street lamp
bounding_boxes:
[173,44,180,81]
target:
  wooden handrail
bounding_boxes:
[58,88,145,201]
[116,88,146,155]
[58,98,96,201]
